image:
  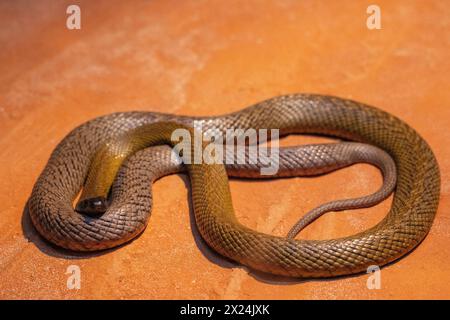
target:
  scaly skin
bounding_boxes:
[28,94,440,277]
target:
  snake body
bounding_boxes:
[29,94,440,277]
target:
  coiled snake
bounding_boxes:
[28,94,440,277]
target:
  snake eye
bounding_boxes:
[75,196,108,215]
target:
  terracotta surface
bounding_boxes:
[0,0,449,299]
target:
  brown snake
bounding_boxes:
[28,94,440,277]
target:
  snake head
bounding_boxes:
[75,196,108,215]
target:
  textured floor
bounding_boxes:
[0,0,449,299]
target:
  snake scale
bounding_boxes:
[28,94,440,277]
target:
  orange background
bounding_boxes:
[0,0,449,299]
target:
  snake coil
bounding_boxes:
[29,94,440,277]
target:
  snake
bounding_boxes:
[28,94,440,277]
